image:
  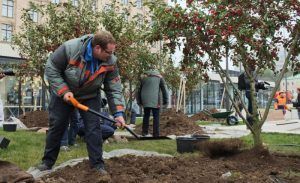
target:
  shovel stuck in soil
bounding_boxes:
[68,97,171,140]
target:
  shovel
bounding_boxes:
[68,97,171,140]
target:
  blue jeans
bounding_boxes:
[142,107,160,137]
[60,129,69,146]
[68,111,116,142]
[101,119,117,140]
[42,94,103,169]
[130,111,137,124]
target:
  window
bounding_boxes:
[1,24,12,42]
[28,10,38,22]
[51,0,59,4]
[136,0,142,8]
[72,0,79,7]
[122,0,128,5]
[2,0,14,18]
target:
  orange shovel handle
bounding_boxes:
[68,97,89,111]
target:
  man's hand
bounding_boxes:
[0,73,5,80]
[63,92,74,102]
[114,116,126,128]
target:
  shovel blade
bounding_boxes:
[138,136,171,140]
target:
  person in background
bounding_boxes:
[274,91,290,115]
[296,88,300,119]
[59,109,81,151]
[128,99,139,127]
[66,110,117,144]
[137,69,169,137]
[37,30,125,174]
[60,98,114,150]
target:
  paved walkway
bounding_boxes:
[115,119,300,139]
[200,119,300,138]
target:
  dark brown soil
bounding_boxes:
[0,160,34,183]
[196,139,246,158]
[38,150,300,183]
[135,109,204,136]
[189,108,226,122]
[18,110,49,128]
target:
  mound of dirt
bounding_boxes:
[39,150,300,183]
[134,109,204,136]
[18,110,49,128]
[189,108,225,122]
[0,160,34,183]
[196,139,245,158]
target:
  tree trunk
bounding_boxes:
[18,78,22,116]
[125,81,133,123]
[252,119,263,148]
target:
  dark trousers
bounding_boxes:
[42,94,103,168]
[142,107,160,137]
[277,105,287,115]
[68,110,81,145]
[60,109,80,146]
[246,91,253,126]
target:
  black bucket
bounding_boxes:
[0,136,10,148]
[3,124,17,132]
[176,135,210,153]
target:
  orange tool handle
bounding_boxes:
[68,97,89,111]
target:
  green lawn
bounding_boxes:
[196,120,246,126]
[241,133,300,154]
[0,129,299,170]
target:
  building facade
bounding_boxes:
[185,71,275,114]
[0,0,166,118]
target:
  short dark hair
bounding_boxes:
[91,30,116,49]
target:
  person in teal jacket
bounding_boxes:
[137,69,169,137]
[37,30,125,175]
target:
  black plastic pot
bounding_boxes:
[0,136,10,148]
[176,135,210,153]
[3,124,17,132]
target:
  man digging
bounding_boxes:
[36,30,126,175]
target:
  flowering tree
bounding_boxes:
[101,1,180,114]
[147,0,300,147]
[12,0,180,113]
[12,0,101,83]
